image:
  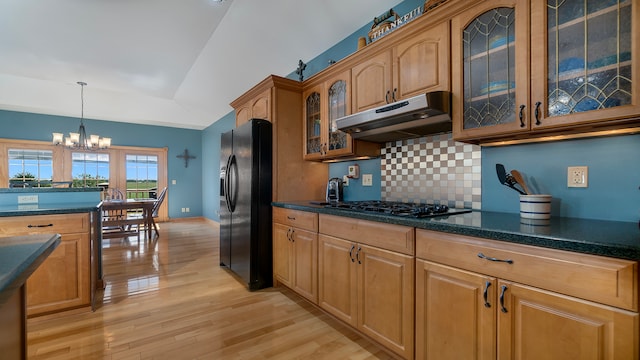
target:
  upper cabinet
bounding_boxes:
[231,75,328,201]
[303,70,380,161]
[453,0,640,143]
[234,88,271,127]
[352,21,451,113]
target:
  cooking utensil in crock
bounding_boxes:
[510,169,531,195]
[496,163,526,195]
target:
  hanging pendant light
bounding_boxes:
[52,81,111,150]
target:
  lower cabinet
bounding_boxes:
[272,208,318,303]
[318,214,415,360]
[416,229,639,360]
[0,213,95,316]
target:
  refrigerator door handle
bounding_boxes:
[227,154,238,212]
[224,155,233,213]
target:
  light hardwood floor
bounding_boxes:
[27,219,395,359]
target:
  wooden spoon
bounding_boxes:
[510,170,531,195]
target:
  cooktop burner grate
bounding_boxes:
[325,200,471,218]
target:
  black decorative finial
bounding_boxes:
[177,148,196,168]
[295,59,307,81]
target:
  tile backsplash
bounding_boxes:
[381,133,482,209]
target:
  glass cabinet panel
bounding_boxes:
[462,8,517,130]
[546,0,632,116]
[327,80,348,151]
[305,92,321,155]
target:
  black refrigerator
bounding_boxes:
[219,119,273,290]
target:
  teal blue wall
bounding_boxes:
[202,111,236,221]
[0,109,202,219]
[483,134,640,222]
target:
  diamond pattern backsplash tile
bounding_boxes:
[381,133,482,209]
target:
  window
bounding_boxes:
[126,154,158,199]
[72,152,110,188]
[8,149,53,187]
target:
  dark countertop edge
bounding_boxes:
[0,187,103,193]
[0,234,61,303]
[272,201,640,261]
[0,203,101,217]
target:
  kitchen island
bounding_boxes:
[0,200,102,317]
[272,201,640,359]
[0,233,60,359]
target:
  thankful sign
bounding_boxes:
[368,7,423,42]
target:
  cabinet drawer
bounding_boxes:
[416,229,638,311]
[273,207,318,231]
[320,214,414,256]
[0,213,89,236]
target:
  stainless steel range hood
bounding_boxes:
[336,91,451,143]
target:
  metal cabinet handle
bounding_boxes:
[534,101,542,125]
[478,252,513,264]
[499,285,508,313]
[28,223,53,228]
[483,281,492,308]
[286,228,292,241]
[290,229,295,242]
[392,88,397,102]
[385,90,391,103]
[349,245,355,262]
[287,216,295,220]
[518,104,526,127]
[356,246,362,264]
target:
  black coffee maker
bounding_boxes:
[326,177,344,203]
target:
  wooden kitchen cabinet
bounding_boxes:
[415,229,639,359]
[231,75,328,201]
[452,0,640,143]
[352,21,451,114]
[318,214,415,359]
[303,70,379,161]
[272,208,318,303]
[234,88,270,127]
[0,213,96,316]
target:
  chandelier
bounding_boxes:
[52,81,111,150]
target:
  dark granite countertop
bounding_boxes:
[0,187,102,193]
[0,234,60,303]
[273,201,640,261]
[0,202,101,217]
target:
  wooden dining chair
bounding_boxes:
[101,188,136,238]
[149,187,167,237]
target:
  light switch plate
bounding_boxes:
[362,174,373,186]
[18,195,38,204]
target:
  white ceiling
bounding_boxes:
[0,0,401,130]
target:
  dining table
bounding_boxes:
[100,198,156,240]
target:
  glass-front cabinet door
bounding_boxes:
[452,0,530,140]
[303,70,355,161]
[325,78,352,158]
[303,87,323,160]
[530,0,638,128]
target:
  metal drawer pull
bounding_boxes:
[483,281,492,308]
[349,245,355,262]
[290,229,295,242]
[356,246,362,264]
[499,285,508,313]
[287,216,296,220]
[477,252,513,264]
[28,223,54,228]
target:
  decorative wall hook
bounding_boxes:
[177,148,196,168]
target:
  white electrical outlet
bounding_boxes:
[342,175,349,186]
[567,166,588,188]
[362,174,373,186]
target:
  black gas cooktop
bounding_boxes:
[324,200,472,218]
